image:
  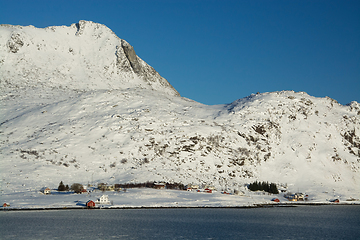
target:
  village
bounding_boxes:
[2,180,352,210]
[35,181,223,208]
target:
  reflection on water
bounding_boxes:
[1,205,359,239]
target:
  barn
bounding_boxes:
[86,200,96,208]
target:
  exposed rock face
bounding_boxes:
[121,39,141,74]
[7,33,24,53]
[0,20,179,96]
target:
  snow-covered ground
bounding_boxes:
[1,89,359,204]
[2,187,359,210]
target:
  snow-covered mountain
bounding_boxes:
[0,20,179,96]
[1,21,359,200]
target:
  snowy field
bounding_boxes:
[2,188,359,210]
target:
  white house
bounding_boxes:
[41,187,51,195]
[186,184,199,190]
[95,195,111,205]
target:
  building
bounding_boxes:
[186,184,199,191]
[205,185,216,191]
[95,195,111,205]
[86,200,96,208]
[41,187,51,195]
[154,183,166,189]
[105,185,115,191]
[204,188,212,193]
[98,183,115,191]
[284,192,305,201]
[295,193,305,201]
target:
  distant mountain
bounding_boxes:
[1,21,359,199]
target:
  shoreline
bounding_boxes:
[2,202,359,211]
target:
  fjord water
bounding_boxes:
[1,206,359,239]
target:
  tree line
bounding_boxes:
[248,181,279,194]
[58,181,84,193]
[57,181,186,193]
[114,181,185,190]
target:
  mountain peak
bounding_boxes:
[0,20,179,96]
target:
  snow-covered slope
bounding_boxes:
[1,21,359,201]
[0,20,179,96]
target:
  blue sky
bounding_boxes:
[1,0,359,105]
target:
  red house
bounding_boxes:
[86,200,95,208]
[271,198,280,202]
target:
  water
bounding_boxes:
[1,205,359,239]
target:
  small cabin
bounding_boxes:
[271,198,280,202]
[2,203,10,207]
[86,200,96,208]
[41,187,51,195]
[204,188,212,193]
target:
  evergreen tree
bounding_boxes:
[262,181,269,192]
[248,181,279,194]
[269,183,279,194]
[58,181,66,191]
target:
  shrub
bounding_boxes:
[71,183,84,193]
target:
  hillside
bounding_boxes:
[1,21,359,202]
